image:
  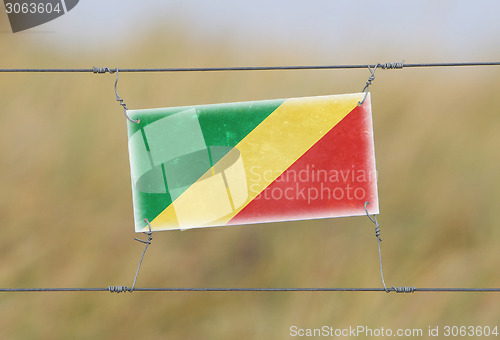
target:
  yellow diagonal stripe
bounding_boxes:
[149,93,363,231]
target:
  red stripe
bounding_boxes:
[229,101,378,225]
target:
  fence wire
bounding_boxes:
[1,287,499,293]
[0,61,499,73]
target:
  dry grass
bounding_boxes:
[0,17,499,340]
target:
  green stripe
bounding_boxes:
[140,128,151,151]
[127,98,285,230]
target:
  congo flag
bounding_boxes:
[126,93,379,232]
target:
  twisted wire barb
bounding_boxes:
[379,61,405,69]
[357,61,405,106]
[107,219,154,293]
[92,67,139,123]
[358,64,378,105]
[130,219,154,292]
[364,201,415,294]
[113,68,140,124]
[364,201,389,292]
[108,286,128,294]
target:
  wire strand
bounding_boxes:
[0,62,499,73]
[129,219,154,292]
[0,287,499,293]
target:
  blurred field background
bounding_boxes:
[1,1,500,339]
